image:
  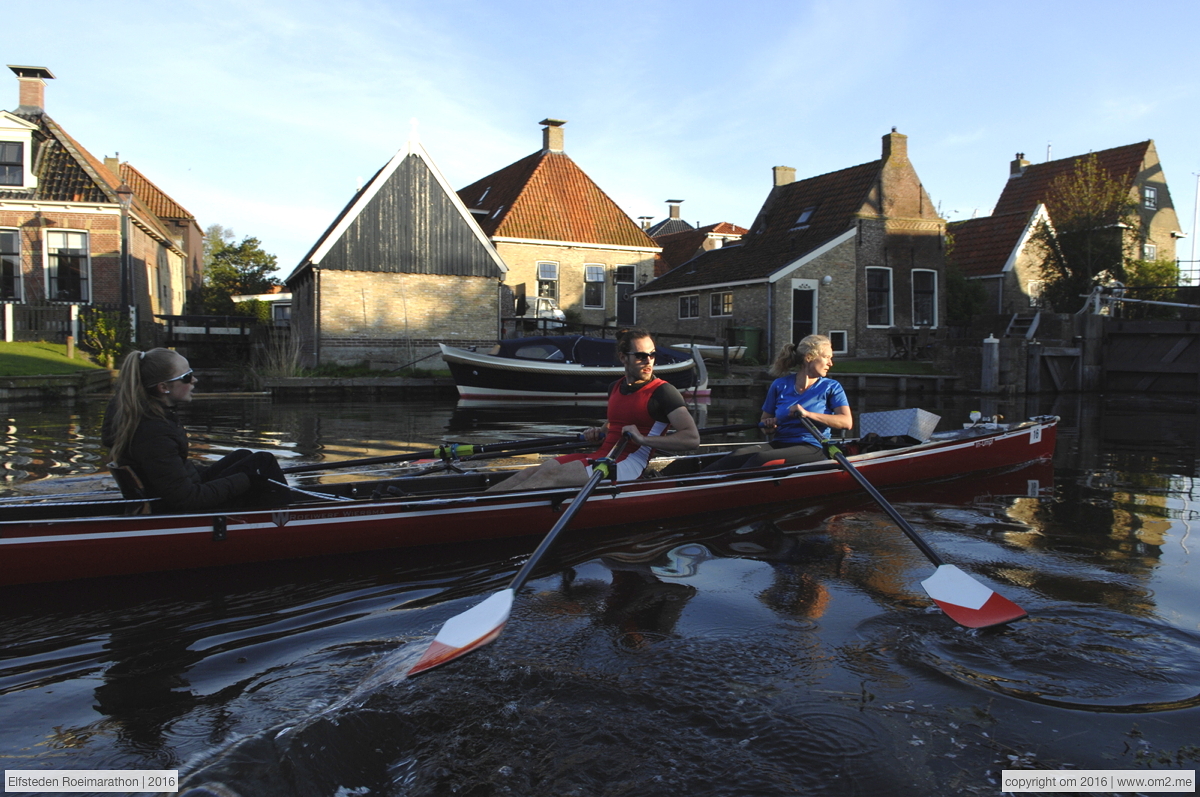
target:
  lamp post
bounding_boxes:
[115,181,134,340]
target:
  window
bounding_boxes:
[1,229,19,300]
[679,295,699,319]
[790,206,817,230]
[537,261,558,301]
[1143,186,1158,210]
[710,291,733,317]
[46,230,89,302]
[1027,279,1046,309]
[912,269,937,327]
[1143,243,1157,260]
[584,264,605,309]
[866,267,892,327]
[828,330,847,354]
[0,142,22,186]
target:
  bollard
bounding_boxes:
[66,335,74,361]
[981,334,999,393]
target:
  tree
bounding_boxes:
[1031,154,1140,312]
[203,224,235,268]
[200,235,281,315]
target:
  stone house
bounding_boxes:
[285,134,508,367]
[635,130,946,361]
[951,141,1184,314]
[457,119,659,328]
[1,65,191,343]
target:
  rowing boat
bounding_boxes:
[0,416,1057,586]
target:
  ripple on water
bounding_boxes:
[882,608,1200,712]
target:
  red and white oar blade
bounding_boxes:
[408,589,515,676]
[920,565,1026,628]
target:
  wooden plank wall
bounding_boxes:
[1102,319,1200,392]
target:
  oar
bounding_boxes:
[408,435,633,676]
[281,434,587,474]
[280,424,760,475]
[798,416,1026,628]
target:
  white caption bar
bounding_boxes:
[1003,769,1195,793]
[5,770,178,793]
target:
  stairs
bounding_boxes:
[1004,312,1041,339]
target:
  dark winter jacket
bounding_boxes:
[102,402,251,511]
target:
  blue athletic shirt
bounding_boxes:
[762,375,849,446]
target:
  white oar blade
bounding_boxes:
[921,564,1026,628]
[408,589,515,676]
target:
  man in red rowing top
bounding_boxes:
[487,327,701,492]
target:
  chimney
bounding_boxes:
[637,216,653,230]
[882,127,907,163]
[666,199,683,219]
[9,65,55,112]
[540,118,567,153]
[1009,152,1030,179]
[773,166,795,186]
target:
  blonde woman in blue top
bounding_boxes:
[706,334,852,470]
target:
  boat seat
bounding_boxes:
[107,462,156,515]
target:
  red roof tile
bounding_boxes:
[947,211,1036,278]
[652,222,748,275]
[994,141,1150,217]
[458,151,654,248]
[120,162,195,221]
[642,160,881,292]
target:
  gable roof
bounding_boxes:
[2,109,182,249]
[288,135,507,282]
[120,161,195,222]
[994,141,1151,217]
[638,160,882,294]
[458,150,656,250]
[947,209,1042,278]
[653,222,748,275]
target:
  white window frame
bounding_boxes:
[583,264,605,309]
[537,261,559,301]
[679,294,699,320]
[911,268,938,328]
[44,229,91,304]
[1027,279,1046,309]
[710,291,733,317]
[1,227,21,302]
[1143,186,1158,210]
[1143,243,1157,260]
[828,330,848,354]
[865,266,893,328]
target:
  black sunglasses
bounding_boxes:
[624,351,656,362]
[165,370,194,384]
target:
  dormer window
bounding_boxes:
[790,206,816,230]
[0,142,22,186]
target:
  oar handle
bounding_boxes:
[508,435,631,593]
[799,416,945,568]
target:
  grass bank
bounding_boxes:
[0,342,102,377]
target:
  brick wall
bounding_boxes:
[496,242,656,326]
[312,271,501,366]
[0,208,122,304]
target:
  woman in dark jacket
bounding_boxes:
[102,348,285,511]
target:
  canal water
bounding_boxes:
[1,391,1198,796]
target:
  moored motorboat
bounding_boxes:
[439,335,709,400]
[0,416,1058,586]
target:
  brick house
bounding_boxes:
[635,130,946,361]
[0,65,190,343]
[285,134,508,368]
[949,142,1183,314]
[457,119,659,328]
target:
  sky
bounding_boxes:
[6,0,1200,274]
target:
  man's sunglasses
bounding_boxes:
[165,370,195,384]
[624,351,656,363]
